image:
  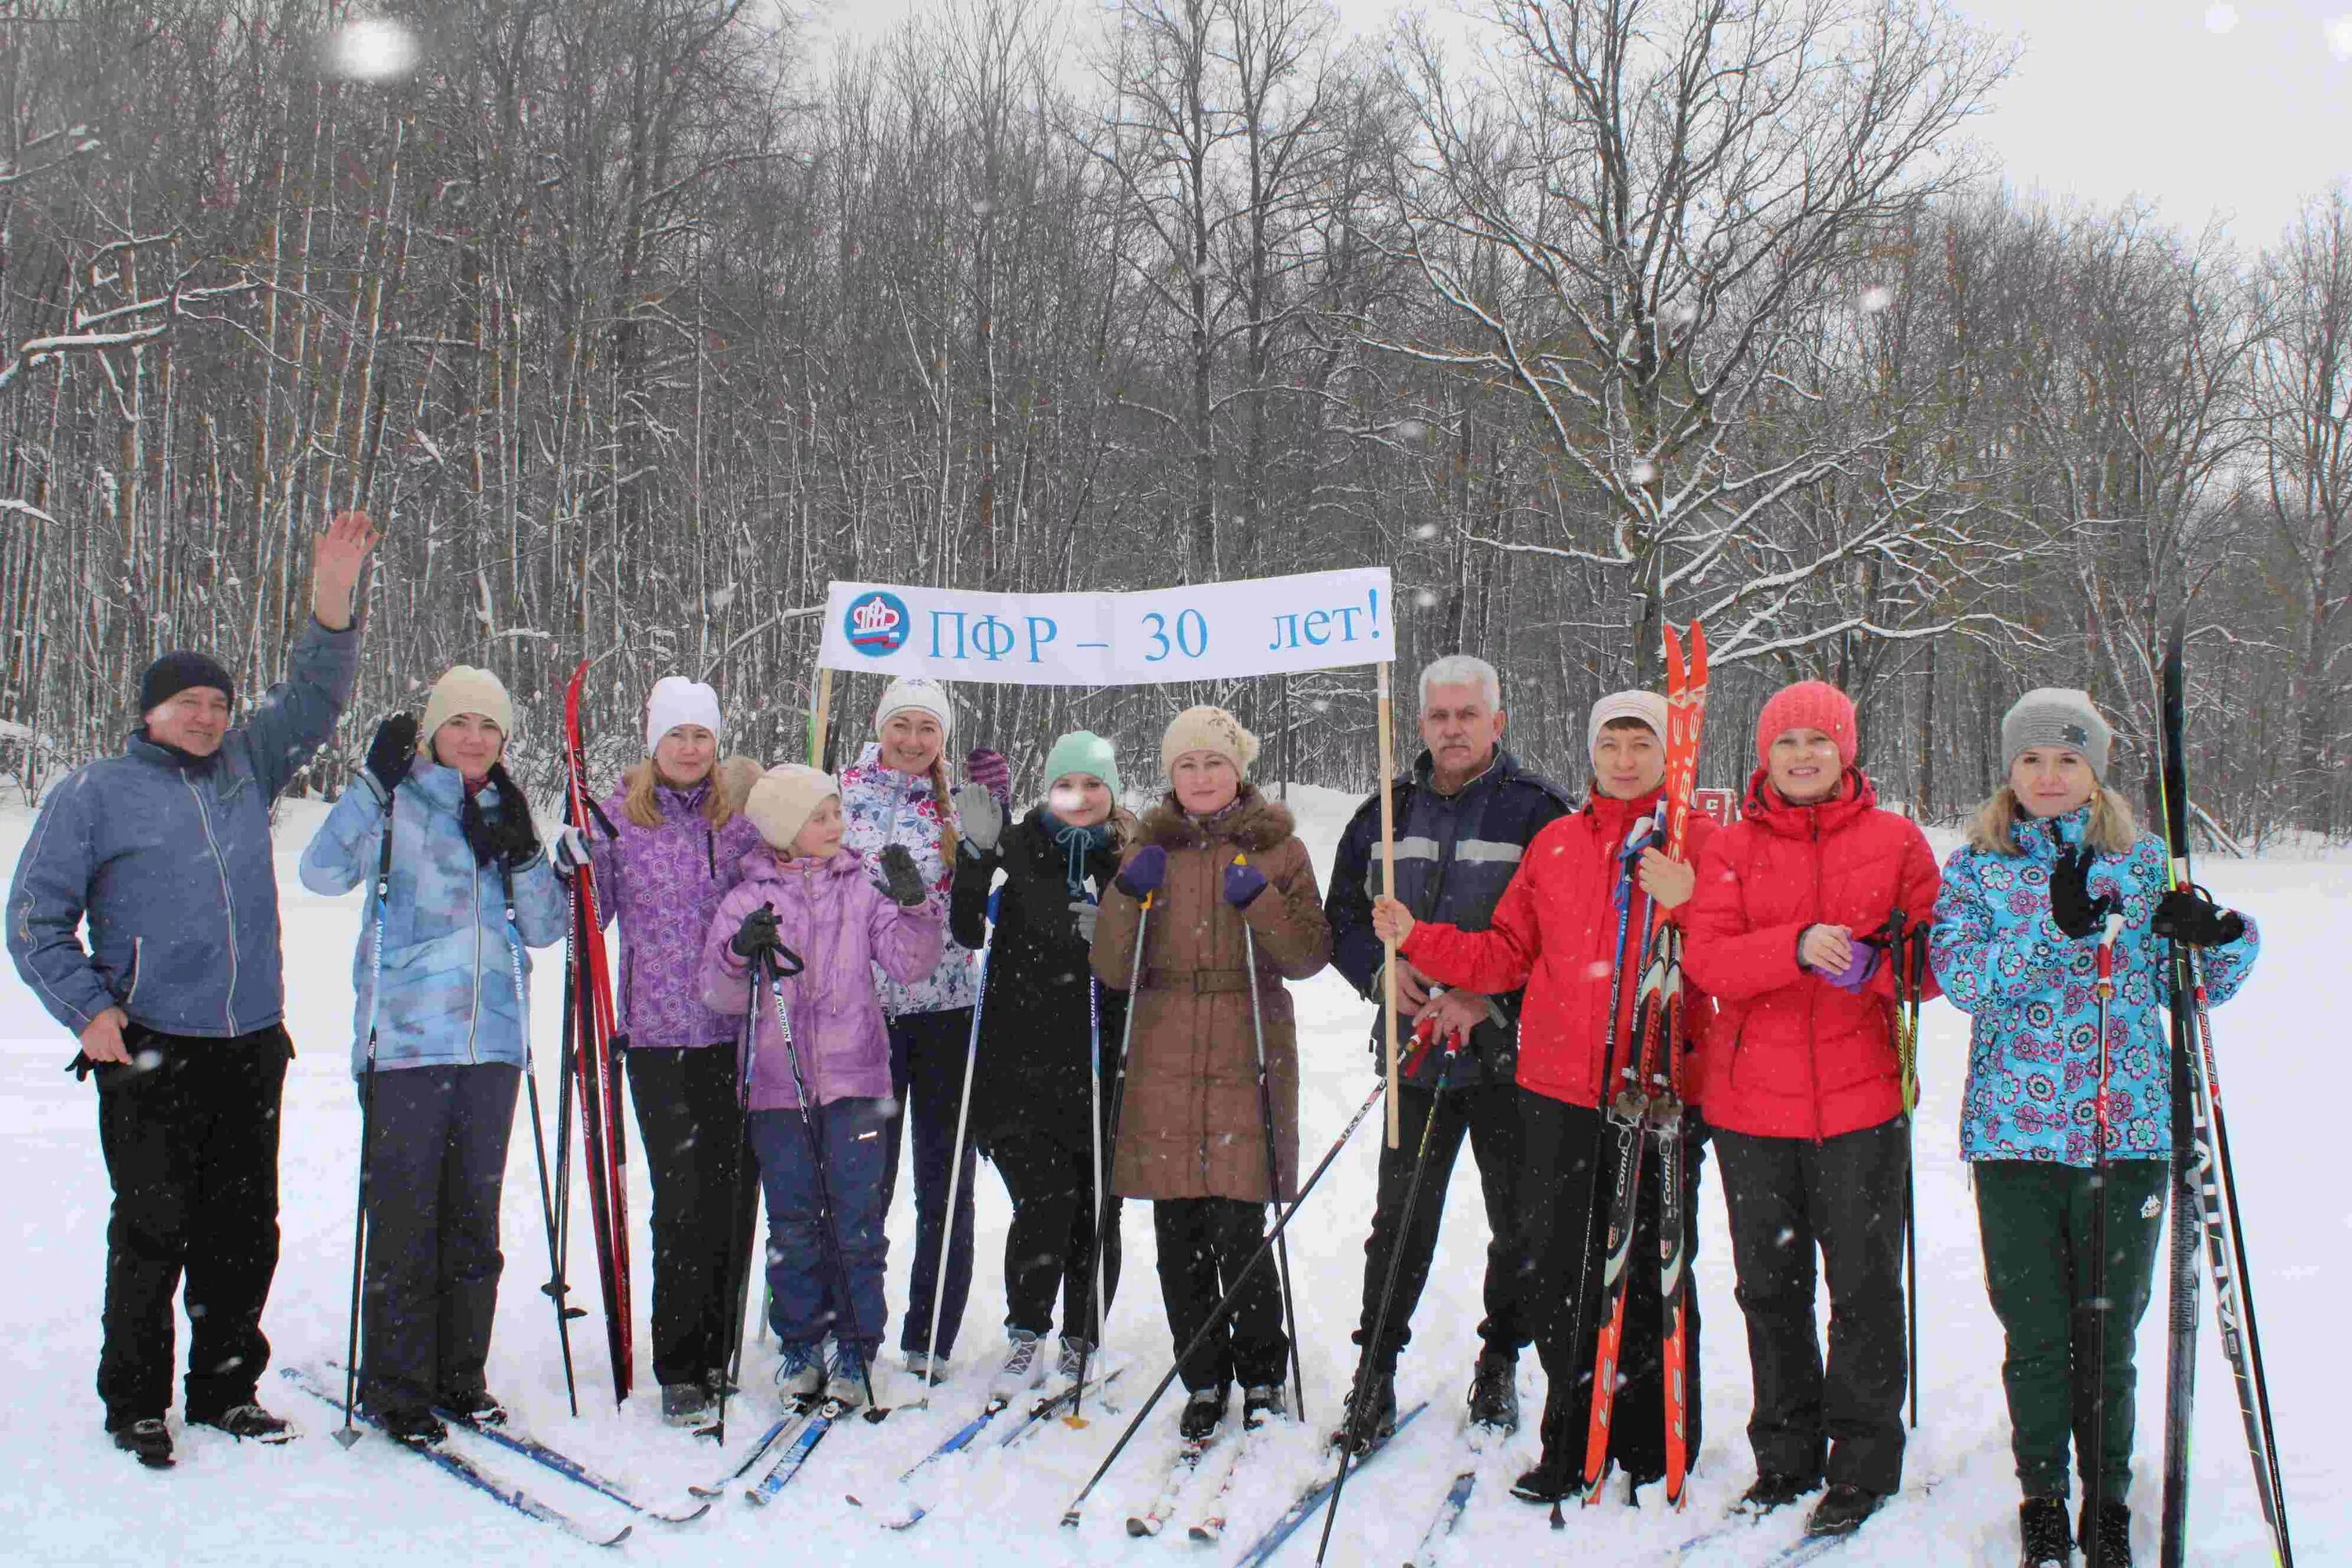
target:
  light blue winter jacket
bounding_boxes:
[299,759,567,1076]
[8,618,360,1040]
[1929,805,2259,1167]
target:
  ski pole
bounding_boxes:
[1316,1036,1459,1566]
[1067,975,1108,1429]
[337,811,395,1448]
[708,921,793,1446]
[1236,853,1306,1424]
[2086,908,2124,1568]
[916,936,987,1407]
[1882,906,1920,1433]
[766,946,887,1422]
[1072,891,1152,1425]
[1059,1076,1388,1530]
[502,860,580,1418]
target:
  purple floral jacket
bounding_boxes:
[588,779,767,1048]
[698,844,945,1111]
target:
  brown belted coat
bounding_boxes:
[1091,786,1331,1203]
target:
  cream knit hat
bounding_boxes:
[418,666,515,752]
[1160,706,1260,781]
[744,764,839,852]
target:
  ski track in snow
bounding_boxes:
[0,788,2341,1566]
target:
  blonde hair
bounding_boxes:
[1966,785,2139,858]
[622,752,760,830]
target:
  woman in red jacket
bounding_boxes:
[1682,680,1940,1542]
[1374,690,1715,1504]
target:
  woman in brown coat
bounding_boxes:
[1091,706,1330,1443]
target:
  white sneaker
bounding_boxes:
[903,1348,947,1381]
[1054,1335,1091,1385]
[776,1344,825,1407]
[989,1330,1045,1403]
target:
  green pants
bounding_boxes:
[1973,1159,2168,1502]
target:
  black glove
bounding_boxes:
[2154,887,2246,949]
[365,713,417,797]
[876,844,928,908]
[2047,841,2118,941]
[460,761,540,867]
[731,905,782,960]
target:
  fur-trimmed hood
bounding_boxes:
[1137,784,1298,855]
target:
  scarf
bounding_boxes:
[1040,808,1112,901]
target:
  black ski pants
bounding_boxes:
[993,1129,1122,1345]
[1516,1089,1708,1482]
[1155,1196,1288,1394]
[626,1042,755,1388]
[882,1007,976,1361]
[359,1062,519,1419]
[1715,1116,1910,1496]
[93,1024,291,1428]
[1354,1078,1524,1374]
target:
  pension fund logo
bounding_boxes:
[846,590,911,657]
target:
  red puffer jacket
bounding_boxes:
[1399,790,1717,1111]
[1682,767,1941,1141]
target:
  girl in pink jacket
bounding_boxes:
[699,764,942,1410]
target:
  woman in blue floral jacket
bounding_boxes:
[1929,690,2257,1568]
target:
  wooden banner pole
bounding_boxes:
[1377,661,1399,1149]
[809,666,833,769]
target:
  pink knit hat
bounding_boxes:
[1755,680,1857,768]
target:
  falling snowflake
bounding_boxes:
[1311,699,1330,713]
[1396,418,1429,444]
[1629,459,1658,485]
[322,16,419,81]
[2329,14,2352,57]
[709,584,738,612]
[1413,589,1439,608]
[1413,522,1439,540]
[2205,3,2238,32]
[1860,285,1896,314]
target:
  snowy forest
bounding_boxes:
[0,0,2345,843]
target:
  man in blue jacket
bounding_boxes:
[1323,655,1572,1449]
[8,510,377,1468]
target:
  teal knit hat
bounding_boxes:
[1043,729,1122,798]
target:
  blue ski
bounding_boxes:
[690,1409,804,1498]
[1407,1467,1478,1566]
[745,1396,847,1507]
[1229,1401,1429,1567]
[281,1367,630,1548]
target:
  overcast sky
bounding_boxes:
[804,0,2350,247]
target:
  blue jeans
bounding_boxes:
[748,1098,891,1357]
[883,1008,976,1358]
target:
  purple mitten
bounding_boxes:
[1815,937,1882,994]
[1115,844,1167,899]
[964,747,1013,811]
[1222,859,1269,909]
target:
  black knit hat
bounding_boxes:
[139,651,235,715]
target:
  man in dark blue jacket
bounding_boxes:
[8,511,376,1468]
[1324,655,1571,1448]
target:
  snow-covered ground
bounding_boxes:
[0,785,2339,1566]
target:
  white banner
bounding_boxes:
[817,568,1396,686]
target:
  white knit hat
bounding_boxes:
[1160,706,1260,780]
[1586,689,1668,764]
[419,666,515,752]
[744,764,838,852]
[873,676,954,741]
[644,676,723,753]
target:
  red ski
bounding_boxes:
[1580,622,1709,1506]
[562,662,634,1403]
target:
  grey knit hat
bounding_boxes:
[2002,688,2114,781]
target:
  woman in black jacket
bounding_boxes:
[950,731,1134,1404]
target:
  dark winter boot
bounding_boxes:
[1179,1386,1227,1444]
[1736,1471,1823,1515]
[1242,1383,1287,1430]
[1805,1483,1882,1537]
[2019,1497,2073,1567]
[191,1403,296,1443]
[1508,1446,1580,1504]
[662,1381,715,1428]
[111,1417,175,1469]
[376,1407,448,1448]
[438,1388,508,1428]
[1467,1350,1519,1433]
[1331,1367,1396,1454]
[2078,1498,2133,1567]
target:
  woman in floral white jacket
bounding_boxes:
[838,676,986,1374]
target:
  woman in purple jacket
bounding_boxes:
[569,677,764,1427]
[700,764,943,1410]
